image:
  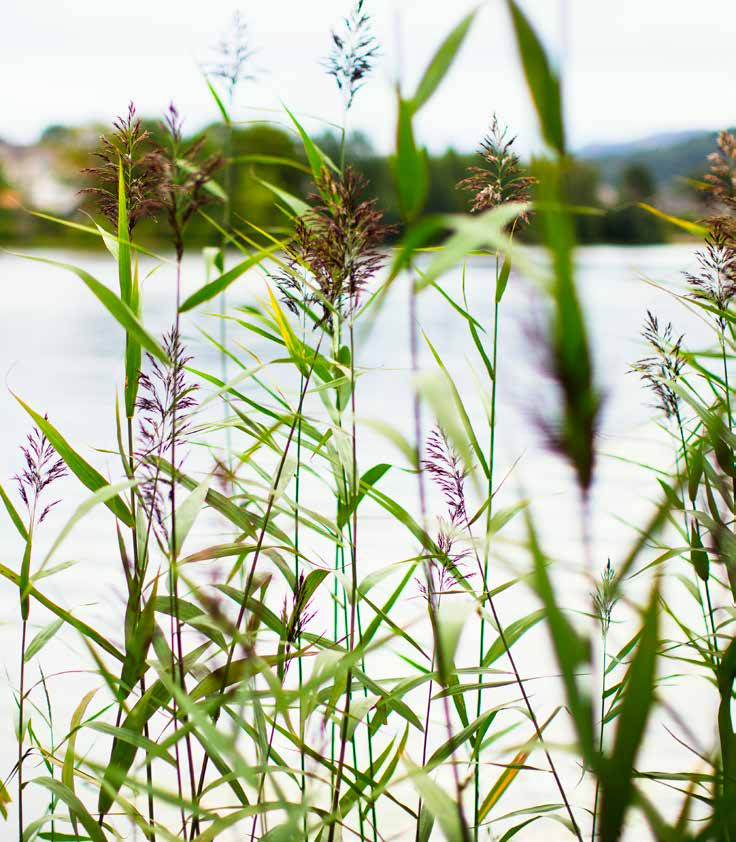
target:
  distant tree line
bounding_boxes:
[0,122,675,249]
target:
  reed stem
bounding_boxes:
[17,618,27,842]
[590,627,609,842]
[675,408,718,658]
[408,274,471,842]
[327,319,360,842]
[473,253,501,839]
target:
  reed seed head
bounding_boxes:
[206,11,255,101]
[13,420,66,524]
[425,427,467,527]
[421,428,472,598]
[683,234,736,330]
[281,572,317,646]
[457,115,536,223]
[157,103,224,260]
[275,166,388,325]
[631,311,686,419]
[592,559,617,638]
[324,0,379,112]
[136,327,198,546]
[82,101,165,233]
[704,131,736,211]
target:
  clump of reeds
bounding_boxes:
[13,8,736,842]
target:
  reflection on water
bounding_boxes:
[0,245,716,839]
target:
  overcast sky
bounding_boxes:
[2,0,735,154]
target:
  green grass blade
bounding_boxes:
[394,97,428,221]
[179,244,280,312]
[33,777,107,842]
[412,9,477,113]
[0,481,28,540]
[600,583,660,840]
[527,510,594,761]
[506,0,565,154]
[24,618,63,662]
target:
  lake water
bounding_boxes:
[0,245,719,839]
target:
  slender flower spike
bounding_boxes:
[324,0,379,111]
[136,327,198,547]
[206,11,255,101]
[14,420,66,524]
[281,572,317,646]
[592,559,618,638]
[421,428,472,598]
[457,115,536,222]
[631,311,686,420]
[425,427,467,526]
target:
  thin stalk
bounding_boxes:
[328,319,360,842]
[331,540,339,780]
[248,309,314,841]
[170,260,197,835]
[140,677,156,841]
[18,500,36,842]
[722,334,734,434]
[344,484,378,840]
[339,102,349,172]
[330,310,342,791]
[18,618,27,842]
[127,412,156,842]
[408,276,471,842]
[327,307,367,842]
[249,636,299,842]
[358,635,379,839]
[590,633,607,842]
[193,332,325,800]
[581,492,606,842]
[473,253,501,839]
[462,507,583,841]
[675,408,718,657]
[721,335,736,526]
[220,91,235,475]
[296,311,307,834]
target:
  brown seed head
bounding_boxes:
[275,166,389,326]
[82,102,165,233]
[457,115,536,224]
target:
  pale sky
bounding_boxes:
[2,0,735,154]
